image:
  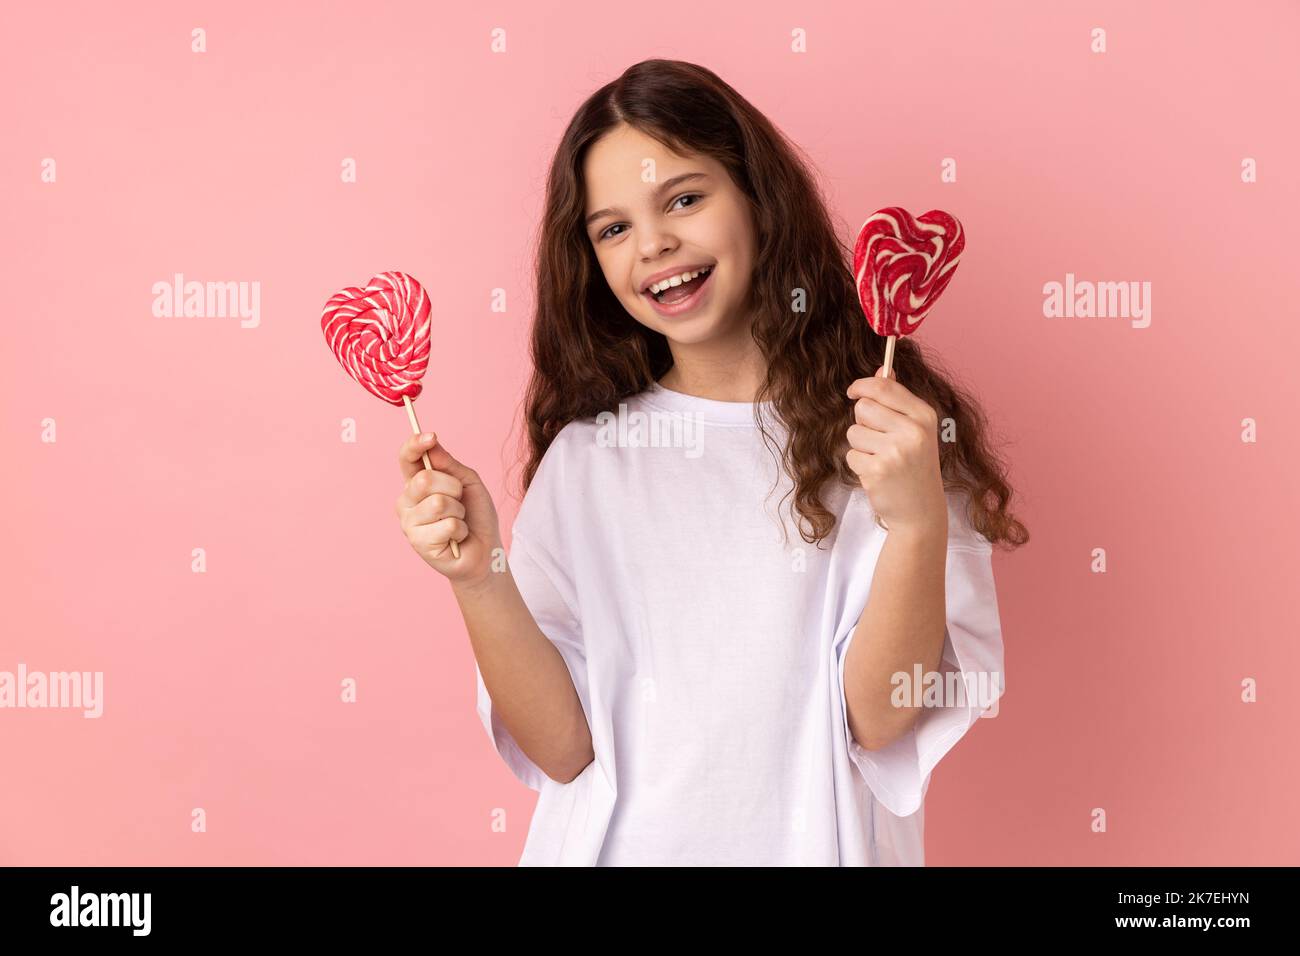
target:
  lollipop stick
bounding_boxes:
[402,394,460,559]
[873,335,897,534]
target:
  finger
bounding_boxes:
[418,433,480,488]
[845,376,874,399]
[396,468,464,512]
[412,516,470,556]
[847,372,928,421]
[846,423,888,455]
[398,432,439,481]
[845,447,877,479]
[853,395,908,432]
[408,492,468,528]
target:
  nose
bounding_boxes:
[639,230,678,260]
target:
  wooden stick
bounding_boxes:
[874,335,897,533]
[403,394,460,559]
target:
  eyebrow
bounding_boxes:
[585,172,710,227]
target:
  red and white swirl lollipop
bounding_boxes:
[322,270,458,557]
[852,207,965,379]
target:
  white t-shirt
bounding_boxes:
[474,380,1005,865]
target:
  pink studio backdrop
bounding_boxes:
[3,0,1298,866]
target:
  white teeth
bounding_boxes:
[648,266,711,295]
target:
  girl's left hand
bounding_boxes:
[845,366,948,537]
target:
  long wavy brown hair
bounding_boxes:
[514,58,1028,549]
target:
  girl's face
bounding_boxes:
[583,124,757,349]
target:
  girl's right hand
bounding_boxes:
[395,432,501,585]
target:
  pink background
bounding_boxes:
[3,0,1297,865]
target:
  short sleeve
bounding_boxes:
[474,527,590,791]
[835,502,1006,817]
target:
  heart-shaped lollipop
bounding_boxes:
[852,207,965,379]
[322,271,431,405]
[321,270,458,557]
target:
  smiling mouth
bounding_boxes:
[643,265,714,305]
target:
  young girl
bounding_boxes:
[395,59,1027,866]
